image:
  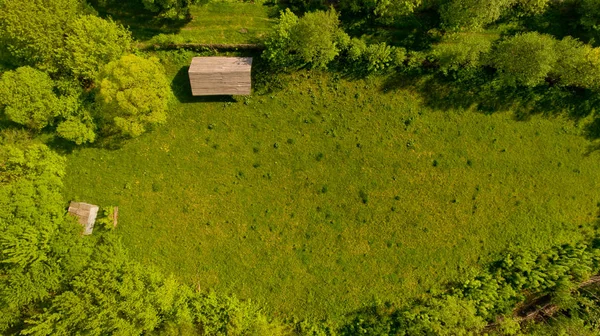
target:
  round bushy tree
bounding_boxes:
[56,115,96,145]
[339,0,422,21]
[554,37,600,89]
[98,54,172,137]
[263,8,349,69]
[141,0,192,19]
[0,67,62,130]
[263,9,300,68]
[488,32,557,87]
[63,15,132,81]
[293,9,347,68]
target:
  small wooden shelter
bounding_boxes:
[188,57,252,96]
[68,202,99,235]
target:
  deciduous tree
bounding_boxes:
[263,9,349,69]
[554,37,600,89]
[0,0,83,72]
[0,67,62,130]
[488,32,557,87]
[0,144,93,334]
[440,0,515,30]
[293,9,347,68]
[98,54,172,137]
[430,33,493,74]
[63,15,132,81]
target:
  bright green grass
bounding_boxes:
[181,2,275,44]
[132,2,275,45]
[64,56,600,319]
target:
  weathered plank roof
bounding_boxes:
[68,202,98,235]
[188,57,252,96]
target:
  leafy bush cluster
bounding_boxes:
[264,8,405,73]
[0,0,173,143]
[277,0,551,27]
[485,32,600,89]
[425,31,600,91]
[266,7,600,93]
[341,242,600,335]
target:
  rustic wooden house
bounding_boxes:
[68,202,99,235]
[188,57,252,96]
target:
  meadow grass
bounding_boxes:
[99,1,276,45]
[179,2,276,44]
[63,53,600,319]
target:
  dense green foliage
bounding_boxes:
[97,0,196,19]
[0,0,166,144]
[429,33,493,74]
[0,142,93,332]
[0,67,96,143]
[63,15,132,81]
[264,8,350,69]
[488,32,558,87]
[343,242,600,335]
[97,54,172,137]
[264,8,404,72]
[0,0,83,73]
[0,67,64,130]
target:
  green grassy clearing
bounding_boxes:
[178,2,276,44]
[63,53,600,320]
[98,1,275,45]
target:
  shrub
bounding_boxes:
[392,47,407,68]
[338,0,422,23]
[346,39,404,73]
[347,38,368,62]
[292,8,347,68]
[441,0,514,30]
[364,42,395,72]
[263,9,300,67]
[405,50,427,70]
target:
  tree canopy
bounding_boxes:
[0,0,83,73]
[488,32,557,87]
[0,143,93,333]
[0,67,63,130]
[264,9,349,69]
[98,54,172,137]
[63,15,132,81]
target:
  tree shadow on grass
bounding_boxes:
[382,71,600,123]
[89,0,191,42]
[516,1,598,47]
[44,136,79,155]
